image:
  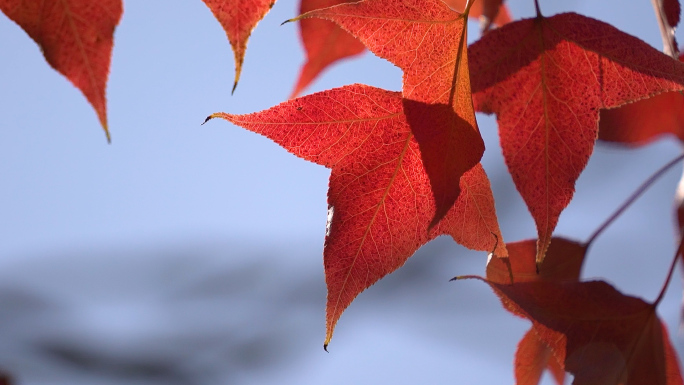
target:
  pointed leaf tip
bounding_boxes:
[202,114,221,125]
[0,0,122,138]
[450,274,483,282]
[102,122,111,144]
[201,0,276,94]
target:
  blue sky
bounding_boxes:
[2,0,684,384]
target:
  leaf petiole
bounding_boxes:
[584,153,684,249]
[654,231,684,306]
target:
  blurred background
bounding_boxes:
[1,0,684,384]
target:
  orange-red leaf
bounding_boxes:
[483,279,684,385]
[207,84,505,347]
[294,0,482,228]
[297,0,470,104]
[0,0,122,141]
[290,0,511,98]
[290,0,366,98]
[289,0,513,98]
[201,0,276,93]
[470,13,684,262]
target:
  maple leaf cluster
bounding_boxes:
[208,0,684,382]
[4,0,684,383]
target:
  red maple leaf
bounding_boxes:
[201,0,276,93]
[296,0,470,104]
[293,0,482,229]
[0,0,122,141]
[205,84,505,347]
[469,12,684,262]
[477,279,684,385]
[289,0,512,98]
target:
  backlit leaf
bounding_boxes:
[206,84,505,347]
[290,0,512,97]
[201,0,276,93]
[293,0,482,228]
[470,13,684,262]
[0,0,122,141]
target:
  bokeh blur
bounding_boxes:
[1,0,684,384]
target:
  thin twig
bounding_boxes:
[584,153,684,249]
[650,0,679,58]
[464,0,476,16]
[654,230,684,305]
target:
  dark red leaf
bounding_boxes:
[664,0,681,29]
[481,279,684,385]
[486,237,585,384]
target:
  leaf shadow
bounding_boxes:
[402,99,484,228]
